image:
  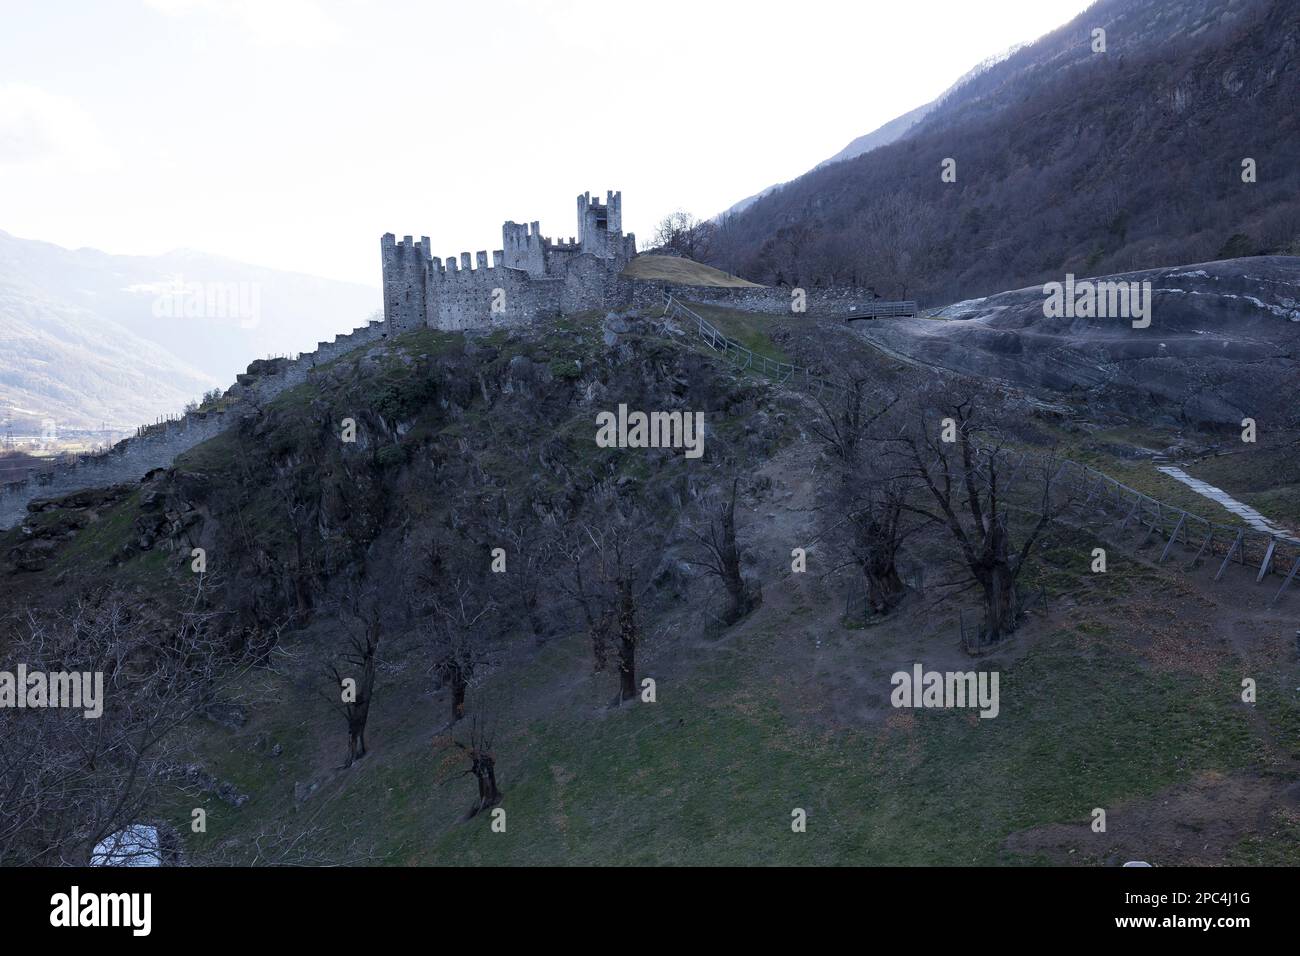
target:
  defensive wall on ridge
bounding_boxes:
[0,317,390,529]
[3,189,882,528]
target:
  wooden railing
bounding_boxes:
[843,300,919,320]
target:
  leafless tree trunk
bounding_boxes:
[448,718,502,818]
[325,606,380,767]
[494,514,556,645]
[614,578,638,702]
[686,477,759,625]
[893,395,1062,647]
[429,578,495,726]
[847,500,910,614]
[558,485,670,705]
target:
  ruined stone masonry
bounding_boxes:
[382,190,639,331]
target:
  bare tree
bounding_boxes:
[650,209,714,261]
[324,606,380,767]
[0,577,236,866]
[759,223,815,287]
[809,379,897,467]
[811,381,919,616]
[428,578,495,726]
[842,482,918,616]
[892,394,1063,647]
[685,477,759,625]
[451,717,501,818]
[491,509,557,646]
[559,489,669,704]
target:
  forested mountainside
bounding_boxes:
[708,0,1300,305]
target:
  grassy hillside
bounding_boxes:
[622,255,761,288]
[4,305,1297,866]
[176,481,1293,865]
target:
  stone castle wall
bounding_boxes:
[628,281,882,316]
[382,232,634,332]
[384,190,639,333]
[0,318,390,529]
[0,411,236,528]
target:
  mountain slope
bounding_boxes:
[0,269,217,430]
[709,0,1300,304]
[0,230,379,429]
[717,42,1028,220]
[817,41,1032,171]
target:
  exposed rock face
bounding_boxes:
[4,483,137,573]
[850,257,1300,425]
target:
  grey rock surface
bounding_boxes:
[850,257,1300,425]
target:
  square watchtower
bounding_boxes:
[577,190,623,259]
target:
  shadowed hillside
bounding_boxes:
[3,288,1297,866]
[710,0,1300,304]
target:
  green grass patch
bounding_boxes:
[681,303,792,365]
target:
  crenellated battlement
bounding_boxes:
[383,187,638,332]
[432,256,512,283]
[0,311,392,529]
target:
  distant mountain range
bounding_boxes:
[709,0,1300,306]
[0,230,379,430]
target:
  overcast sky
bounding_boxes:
[0,0,1092,286]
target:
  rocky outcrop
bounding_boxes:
[850,257,1300,426]
[4,483,136,573]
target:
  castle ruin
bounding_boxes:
[1,189,891,529]
[382,191,638,331]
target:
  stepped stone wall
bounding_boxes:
[0,319,390,529]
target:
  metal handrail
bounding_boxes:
[1006,448,1300,600]
[661,292,841,392]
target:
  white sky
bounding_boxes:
[0,0,1093,286]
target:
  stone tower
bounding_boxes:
[577,190,626,260]
[380,233,431,332]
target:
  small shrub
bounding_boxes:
[549,358,582,381]
[376,444,407,469]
